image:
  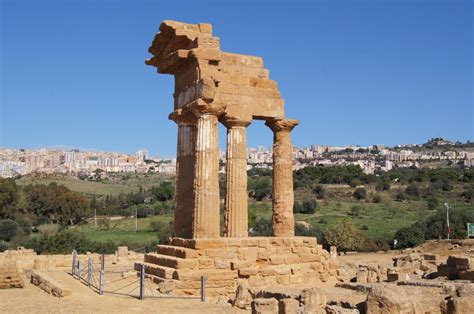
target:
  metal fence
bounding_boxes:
[70,250,206,301]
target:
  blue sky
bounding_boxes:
[1,0,472,156]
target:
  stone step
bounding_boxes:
[173,268,237,281]
[156,245,200,259]
[150,276,236,290]
[134,262,175,279]
[144,253,199,270]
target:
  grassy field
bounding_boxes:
[16,173,174,197]
[16,172,472,249]
[73,216,173,248]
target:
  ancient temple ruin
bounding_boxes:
[137,20,337,298]
[147,20,298,239]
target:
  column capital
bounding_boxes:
[265,118,299,133]
[221,115,252,129]
[169,109,198,125]
[185,99,224,119]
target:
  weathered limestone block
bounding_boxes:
[33,257,56,271]
[447,296,474,314]
[233,284,253,310]
[363,284,422,314]
[0,264,24,289]
[30,271,71,298]
[116,246,128,258]
[252,298,279,314]
[326,305,360,314]
[301,288,327,308]
[279,298,301,314]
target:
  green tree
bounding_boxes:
[394,222,426,248]
[0,178,18,218]
[323,218,366,251]
[0,219,20,242]
[372,194,383,203]
[302,198,317,214]
[24,183,90,224]
[427,197,439,210]
[349,178,362,188]
[312,184,326,199]
[248,177,272,201]
[405,183,420,199]
[353,188,367,200]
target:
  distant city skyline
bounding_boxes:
[1,0,472,156]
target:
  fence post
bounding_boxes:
[71,250,77,277]
[99,269,104,295]
[88,256,92,287]
[101,254,105,270]
[139,264,145,300]
[201,276,206,302]
[78,260,82,280]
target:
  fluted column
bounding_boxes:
[222,116,251,237]
[193,113,220,238]
[169,110,197,238]
[266,118,299,237]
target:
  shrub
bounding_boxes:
[37,224,61,236]
[302,199,317,214]
[395,191,406,201]
[353,188,367,200]
[350,205,362,216]
[405,183,420,199]
[149,219,173,242]
[14,216,32,235]
[427,197,439,210]
[323,218,366,251]
[24,230,116,254]
[394,222,426,248]
[349,178,362,188]
[249,218,272,236]
[372,195,383,203]
[461,188,474,203]
[312,185,326,199]
[0,241,9,252]
[0,219,20,242]
[376,181,391,191]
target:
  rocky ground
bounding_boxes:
[0,239,473,313]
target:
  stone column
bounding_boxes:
[193,113,220,238]
[222,116,251,237]
[169,110,197,238]
[266,118,299,237]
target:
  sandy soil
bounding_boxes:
[0,271,245,314]
[2,240,472,313]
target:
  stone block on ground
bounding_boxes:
[30,271,71,298]
[251,297,279,314]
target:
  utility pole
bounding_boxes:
[94,207,97,228]
[135,205,138,233]
[444,203,451,240]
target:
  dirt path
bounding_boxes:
[0,271,245,314]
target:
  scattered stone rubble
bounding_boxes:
[437,255,474,281]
